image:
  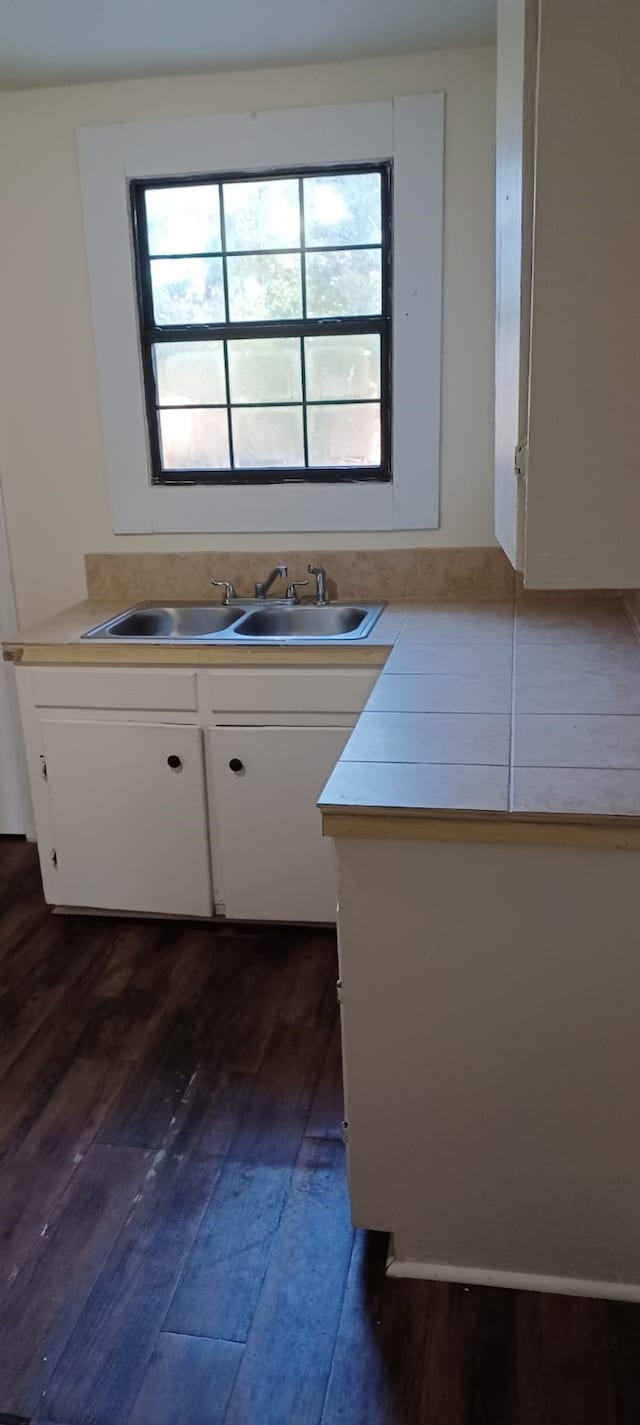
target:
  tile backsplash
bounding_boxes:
[85,547,516,604]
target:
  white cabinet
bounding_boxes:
[17,661,373,921]
[496,0,640,588]
[208,725,351,922]
[40,718,212,917]
[494,0,536,571]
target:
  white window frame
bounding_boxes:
[77,95,444,535]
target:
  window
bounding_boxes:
[131,166,391,485]
[77,96,443,532]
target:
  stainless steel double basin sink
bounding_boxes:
[83,601,384,644]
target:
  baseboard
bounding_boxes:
[385,1239,640,1302]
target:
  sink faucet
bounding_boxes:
[308,564,329,606]
[254,565,288,599]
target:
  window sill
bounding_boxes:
[127,478,399,535]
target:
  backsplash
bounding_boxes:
[85,548,516,604]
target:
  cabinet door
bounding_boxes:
[495,0,536,570]
[208,725,350,922]
[523,1,640,587]
[41,718,212,916]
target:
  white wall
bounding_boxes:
[0,429,29,832]
[0,47,496,627]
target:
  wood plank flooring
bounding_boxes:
[1,837,640,1425]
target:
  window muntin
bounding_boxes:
[131,165,391,485]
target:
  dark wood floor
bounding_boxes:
[1,838,640,1425]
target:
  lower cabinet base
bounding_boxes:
[16,662,372,925]
[51,902,336,926]
[51,903,219,922]
[385,1237,640,1302]
[336,836,640,1298]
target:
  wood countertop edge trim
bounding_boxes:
[3,642,392,668]
[321,809,640,849]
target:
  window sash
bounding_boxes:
[131,163,392,486]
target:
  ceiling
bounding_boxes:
[0,0,495,92]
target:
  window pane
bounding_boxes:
[151,257,225,325]
[305,249,381,318]
[304,173,381,248]
[145,185,221,255]
[223,179,300,252]
[307,403,381,467]
[227,253,302,321]
[232,406,304,468]
[154,342,226,405]
[304,334,380,401]
[227,338,301,404]
[159,408,230,470]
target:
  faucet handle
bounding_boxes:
[211,579,236,604]
[285,580,310,605]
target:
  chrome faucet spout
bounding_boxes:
[254,565,288,599]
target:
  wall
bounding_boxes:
[0,440,29,833]
[0,47,496,627]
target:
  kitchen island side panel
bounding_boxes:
[336,836,640,1293]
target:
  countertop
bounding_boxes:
[1,599,403,667]
[5,593,640,840]
[319,593,640,843]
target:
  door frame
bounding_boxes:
[0,466,30,835]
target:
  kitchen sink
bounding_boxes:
[83,600,384,643]
[233,604,380,640]
[83,604,245,640]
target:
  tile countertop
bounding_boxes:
[319,594,640,842]
[5,594,640,837]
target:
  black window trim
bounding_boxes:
[130,160,392,487]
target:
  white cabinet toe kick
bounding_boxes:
[16,664,377,922]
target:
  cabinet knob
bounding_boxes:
[167,754,182,770]
[229,758,244,773]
